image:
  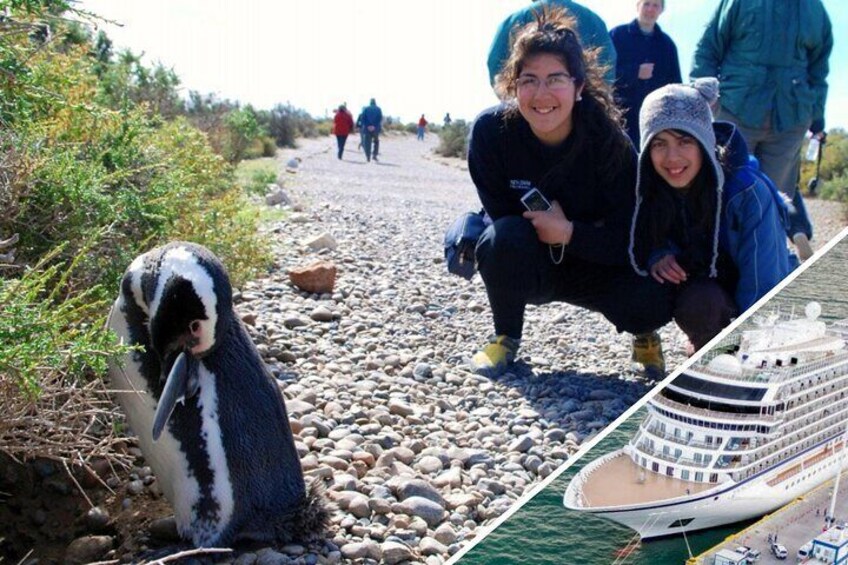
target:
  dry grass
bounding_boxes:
[0,373,134,477]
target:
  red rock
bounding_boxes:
[288,261,337,294]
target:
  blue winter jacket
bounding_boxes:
[631,122,796,311]
[487,0,616,85]
[360,103,383,134]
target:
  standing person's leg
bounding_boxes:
[339,135,348,159]
[363,132,372,161]
[673,278,737,352]
[335,135,344,159]
[372,134,380,160]
[719,108,812,255]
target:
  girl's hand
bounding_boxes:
[650,254,688,284]
[523,200,573,245]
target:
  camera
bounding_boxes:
[520,188,551,212]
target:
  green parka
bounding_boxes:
[690,0,832,132]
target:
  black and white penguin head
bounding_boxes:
[121,243,236,439]
[127,243,232,360]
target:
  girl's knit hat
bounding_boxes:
[628,78,724,278]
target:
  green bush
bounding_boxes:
[436,120,470,159]
[315,119,333,137]
[0,246,128,399]
[263,103,318,148]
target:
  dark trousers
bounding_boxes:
[335,135,348,159]
[363,131,380,161]
[673,277,738,351]
[475,216,674,339]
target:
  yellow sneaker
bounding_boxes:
[632,331,665,380]
[470,335,519,377]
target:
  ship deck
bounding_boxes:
[579,453,715,508]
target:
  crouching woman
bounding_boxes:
[468,9,674,378]
[629,79,797,352]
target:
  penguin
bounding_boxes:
[106,242,328,547]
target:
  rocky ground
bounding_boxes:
[8,133,844,564]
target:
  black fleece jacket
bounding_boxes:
[468,105,637,266]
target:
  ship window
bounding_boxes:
[652,462,659,473]
[710,473,719,483]
[668,518,694,528]
[695,472,704,482]
[667,466,674,476]
[682,469,690,480]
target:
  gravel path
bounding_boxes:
[74,133,842,565]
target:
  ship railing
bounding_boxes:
[731,425,846,479]
[689,350,848,384]
[633,441,711,468]
[568,450,629,508]
[639,422,721,450]
[652,394,779,423]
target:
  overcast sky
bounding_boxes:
[78,0,847,129]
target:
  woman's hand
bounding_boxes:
[523,200,573,245]
[650,254,688,284]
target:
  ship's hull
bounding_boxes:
[565,446,848,539]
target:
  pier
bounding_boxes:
[689,470,848,564]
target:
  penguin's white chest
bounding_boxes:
[185,363,235,546]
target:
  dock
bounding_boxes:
[688,470,848,564]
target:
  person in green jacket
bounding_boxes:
[487,0,617,87]
[690,0,832,261]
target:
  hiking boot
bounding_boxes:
[632,331,665,380]
[792,233,814,262]
[470,335,520,377]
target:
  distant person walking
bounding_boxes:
[332,104,355,160]
[360,98,383,163]
[609,0,681,145]
[690,0,833,261]
[443,112,452,126]
[417,114,428,140]
[487,0,617,87]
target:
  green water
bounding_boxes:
[458,234,848,565]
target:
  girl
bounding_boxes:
[467,9,674,378]
[629,78,796,351]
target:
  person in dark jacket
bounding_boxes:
[332,104,355,160]
[468,8,673,379]
[609,0,681,145]
[629,79,796,351]
[690,0,833,261]
[360,98,383,163]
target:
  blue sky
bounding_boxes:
[79,1,846,130]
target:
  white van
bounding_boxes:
[798,542,813,559]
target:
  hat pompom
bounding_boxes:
[691,77,720,107]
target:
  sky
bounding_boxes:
[77,1,847,130]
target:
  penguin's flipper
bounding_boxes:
[152,351,190,441]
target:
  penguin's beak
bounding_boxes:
[152,351,198,441]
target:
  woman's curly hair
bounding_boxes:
[493,6,631,182]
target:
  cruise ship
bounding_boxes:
[564,302,848,539]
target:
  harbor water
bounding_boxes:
[457,235,848,564]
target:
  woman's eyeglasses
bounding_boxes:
[516,73,576,92]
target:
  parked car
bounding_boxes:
[735,545,761,561]
[771,542,788,560]
[798,542,813,559]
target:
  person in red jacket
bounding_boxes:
[417,114,428,140]
[333,104,355,159]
